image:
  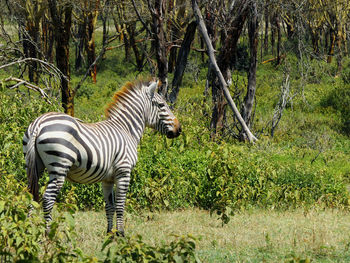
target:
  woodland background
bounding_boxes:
[1,0,350,262]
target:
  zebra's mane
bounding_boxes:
[104,78,152,119]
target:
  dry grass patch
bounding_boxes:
[74,208,350,262]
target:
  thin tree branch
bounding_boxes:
[0,57,67,81]
[4,76,52,104]
[74,43,107,94]
[131,0,153,36]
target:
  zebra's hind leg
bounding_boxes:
[43,173,66,232]
[102,181,115,235]
[115,172,131,237]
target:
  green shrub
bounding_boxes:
[1,90,349,217]
[341,66,350,84]
[0,170,201,262]
[321,85,350,135]
[0,92,60,179]
[129,137,349,220]
[102,234,201,263]
[0,172,90,262]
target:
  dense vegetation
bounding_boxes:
[1,0,350,261]
[1,52,350,261]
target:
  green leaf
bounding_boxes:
[101,237,113,252]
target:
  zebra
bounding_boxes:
[23,79,181,236]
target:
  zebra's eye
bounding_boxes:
[153,101,165,108]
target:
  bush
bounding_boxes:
[341,66,350,84]
[0,92,60,179]
[129,137,349,220]
[0,172,88,262]
[1,170,201,262]
[321,85,350,135]
[102,234,201,263]
[196,143,349,226]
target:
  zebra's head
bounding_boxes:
[145,81,181,139]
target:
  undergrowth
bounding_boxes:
[1,48,350,261]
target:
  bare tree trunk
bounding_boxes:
[275,14,281,65]
[149,0,168,96]
[75,21,86,71]
[22,19,39,84]
[86,0,99,83]
[210,80,227,137]
[271,14,276,55]
[167,0,176,73]
[48,0,74,116]
[169,21,197,103]
[241,2,259,131]
[310,28,320,56]
[127,23,145,71]
[336,29,343,73]
[86,18,97,83]
[327,28,336,63]
[264,6,269,54]
[123,25,131,62]
[42,16,55,63]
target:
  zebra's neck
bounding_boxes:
[106,89,146,144]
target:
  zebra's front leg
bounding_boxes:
[43,174,65,231]
[115,172,131,237]
[102,181,115,234]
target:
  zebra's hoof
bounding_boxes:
[116,230,125,237]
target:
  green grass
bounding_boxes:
[74,208,350,262]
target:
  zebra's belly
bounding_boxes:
[66,165,113,184]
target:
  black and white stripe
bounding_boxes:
[23,80,181,236]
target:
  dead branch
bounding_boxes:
[74,39,109,94]
[262,54,286,64]
[4,77,52,104]
[171,44,216,53]
[0,57,67,81]
[131,0,153,36]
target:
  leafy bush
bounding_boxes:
[321,85,350,135]
[0,92,60,178]
[130,137,349,223]
[0,172,89,262]
[102,234,201,263]
[1,90,349,219]
[0,170,201,262]
[341,66,350,84]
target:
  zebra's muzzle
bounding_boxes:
[166,119,181,138]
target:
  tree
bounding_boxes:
[192,0,257,143]
[169,21,197,103]
[147,0,169,96]
[48,0,74,116]
[208,0,250,137]
[240,1,259,131]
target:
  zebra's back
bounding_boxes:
[23,112,132,184]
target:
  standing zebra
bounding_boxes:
[23,79,181,236]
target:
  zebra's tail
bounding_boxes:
[26,127,40,202]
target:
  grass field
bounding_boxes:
[73,208,350,262]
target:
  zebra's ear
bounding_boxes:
[147,81,158,99]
